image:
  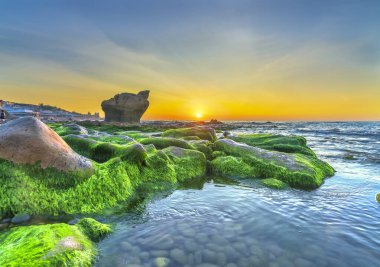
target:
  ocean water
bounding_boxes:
[95,122,380,267]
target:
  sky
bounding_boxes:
[0,0,379,121]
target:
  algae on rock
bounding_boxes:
[162,127,217,141]
[212,139,334,189]
[0,218,111,267]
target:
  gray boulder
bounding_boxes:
[101,90,150,124]
[0,117,93,173]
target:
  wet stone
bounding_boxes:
[184,239,198,252]
[194,250,203,265]
[170,248,187,265]
[120,241,134,251]
[154,257,170,267]
[216,252,227,266]
[151,250,169,257]
[139,251,150,261]
[11,214,31,224]
[202,249,218,263]
[1,218,11,224]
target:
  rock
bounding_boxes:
[213,138,334,189]
[151,250,169,257]
[101,90,150,124]
[139,252,150,261]
[223,131,231,138]
[162,126,217,141]
[56,236,83,250]
[1,218,11,224]
[67,218,80,225]
[0,117,93,174]
[154,257,170,267]
[0,223,9,230]
[63,123,88,135]
[202,249,218,263]
[170,248,187,265]
[11,214,31,224]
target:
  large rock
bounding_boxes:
[0,117,93,173]
[101,90,150,124]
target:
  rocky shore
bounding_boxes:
[0,117,334,266]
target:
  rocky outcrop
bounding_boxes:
[101,90,150,124]
[0,117,93,173]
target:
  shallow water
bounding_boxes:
[96,122,380,267]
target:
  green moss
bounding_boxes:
[0,223,94,267]
[0,138,207,217]
[230,134,316,157]
[210,156,255,178]
[163,147,207,182]
[212,139,334,189]
[162,127,216,141]
[182,136,201,141]
[376,193,380,203]
[140,137,194,150]
[120,143,148,166]
[189,140,214,159]
[76,218,112,242]
[261,178,287,189]
[63,135,96,158]
[211,151,226,158]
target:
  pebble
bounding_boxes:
[170,248,187,265]
[184,239,198,252]
[120,241,134,251]
[154,257,170,267]
[139,251,150,261]
[67,218,80,225]
[1,218,11,224]
[151,250,169,257]
[202,249,217,263]
[11,214,31,224]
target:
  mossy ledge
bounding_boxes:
[0,218,111,267]
[211,139,334,189]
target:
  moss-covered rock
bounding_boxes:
[163,146,207,182]
[376,193,380,203]
[140,137,194,150]
[189,140,214,159]
[0,223,95,266]
[261,178,287,189]
[210,156,254,178]
[0,140,207,217]
[162,127,216,141]
[213,139,334,189]
[76,218,112,242]
[230,134,316,157]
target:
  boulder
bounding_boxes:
[0,117,93,173]
[101,90,150,124]
[212,139,335,189]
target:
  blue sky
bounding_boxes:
[1,0,379,120]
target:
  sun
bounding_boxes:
[195,112,203,119]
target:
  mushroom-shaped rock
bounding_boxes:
[101,90,150,124]
[0,117,93,174]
